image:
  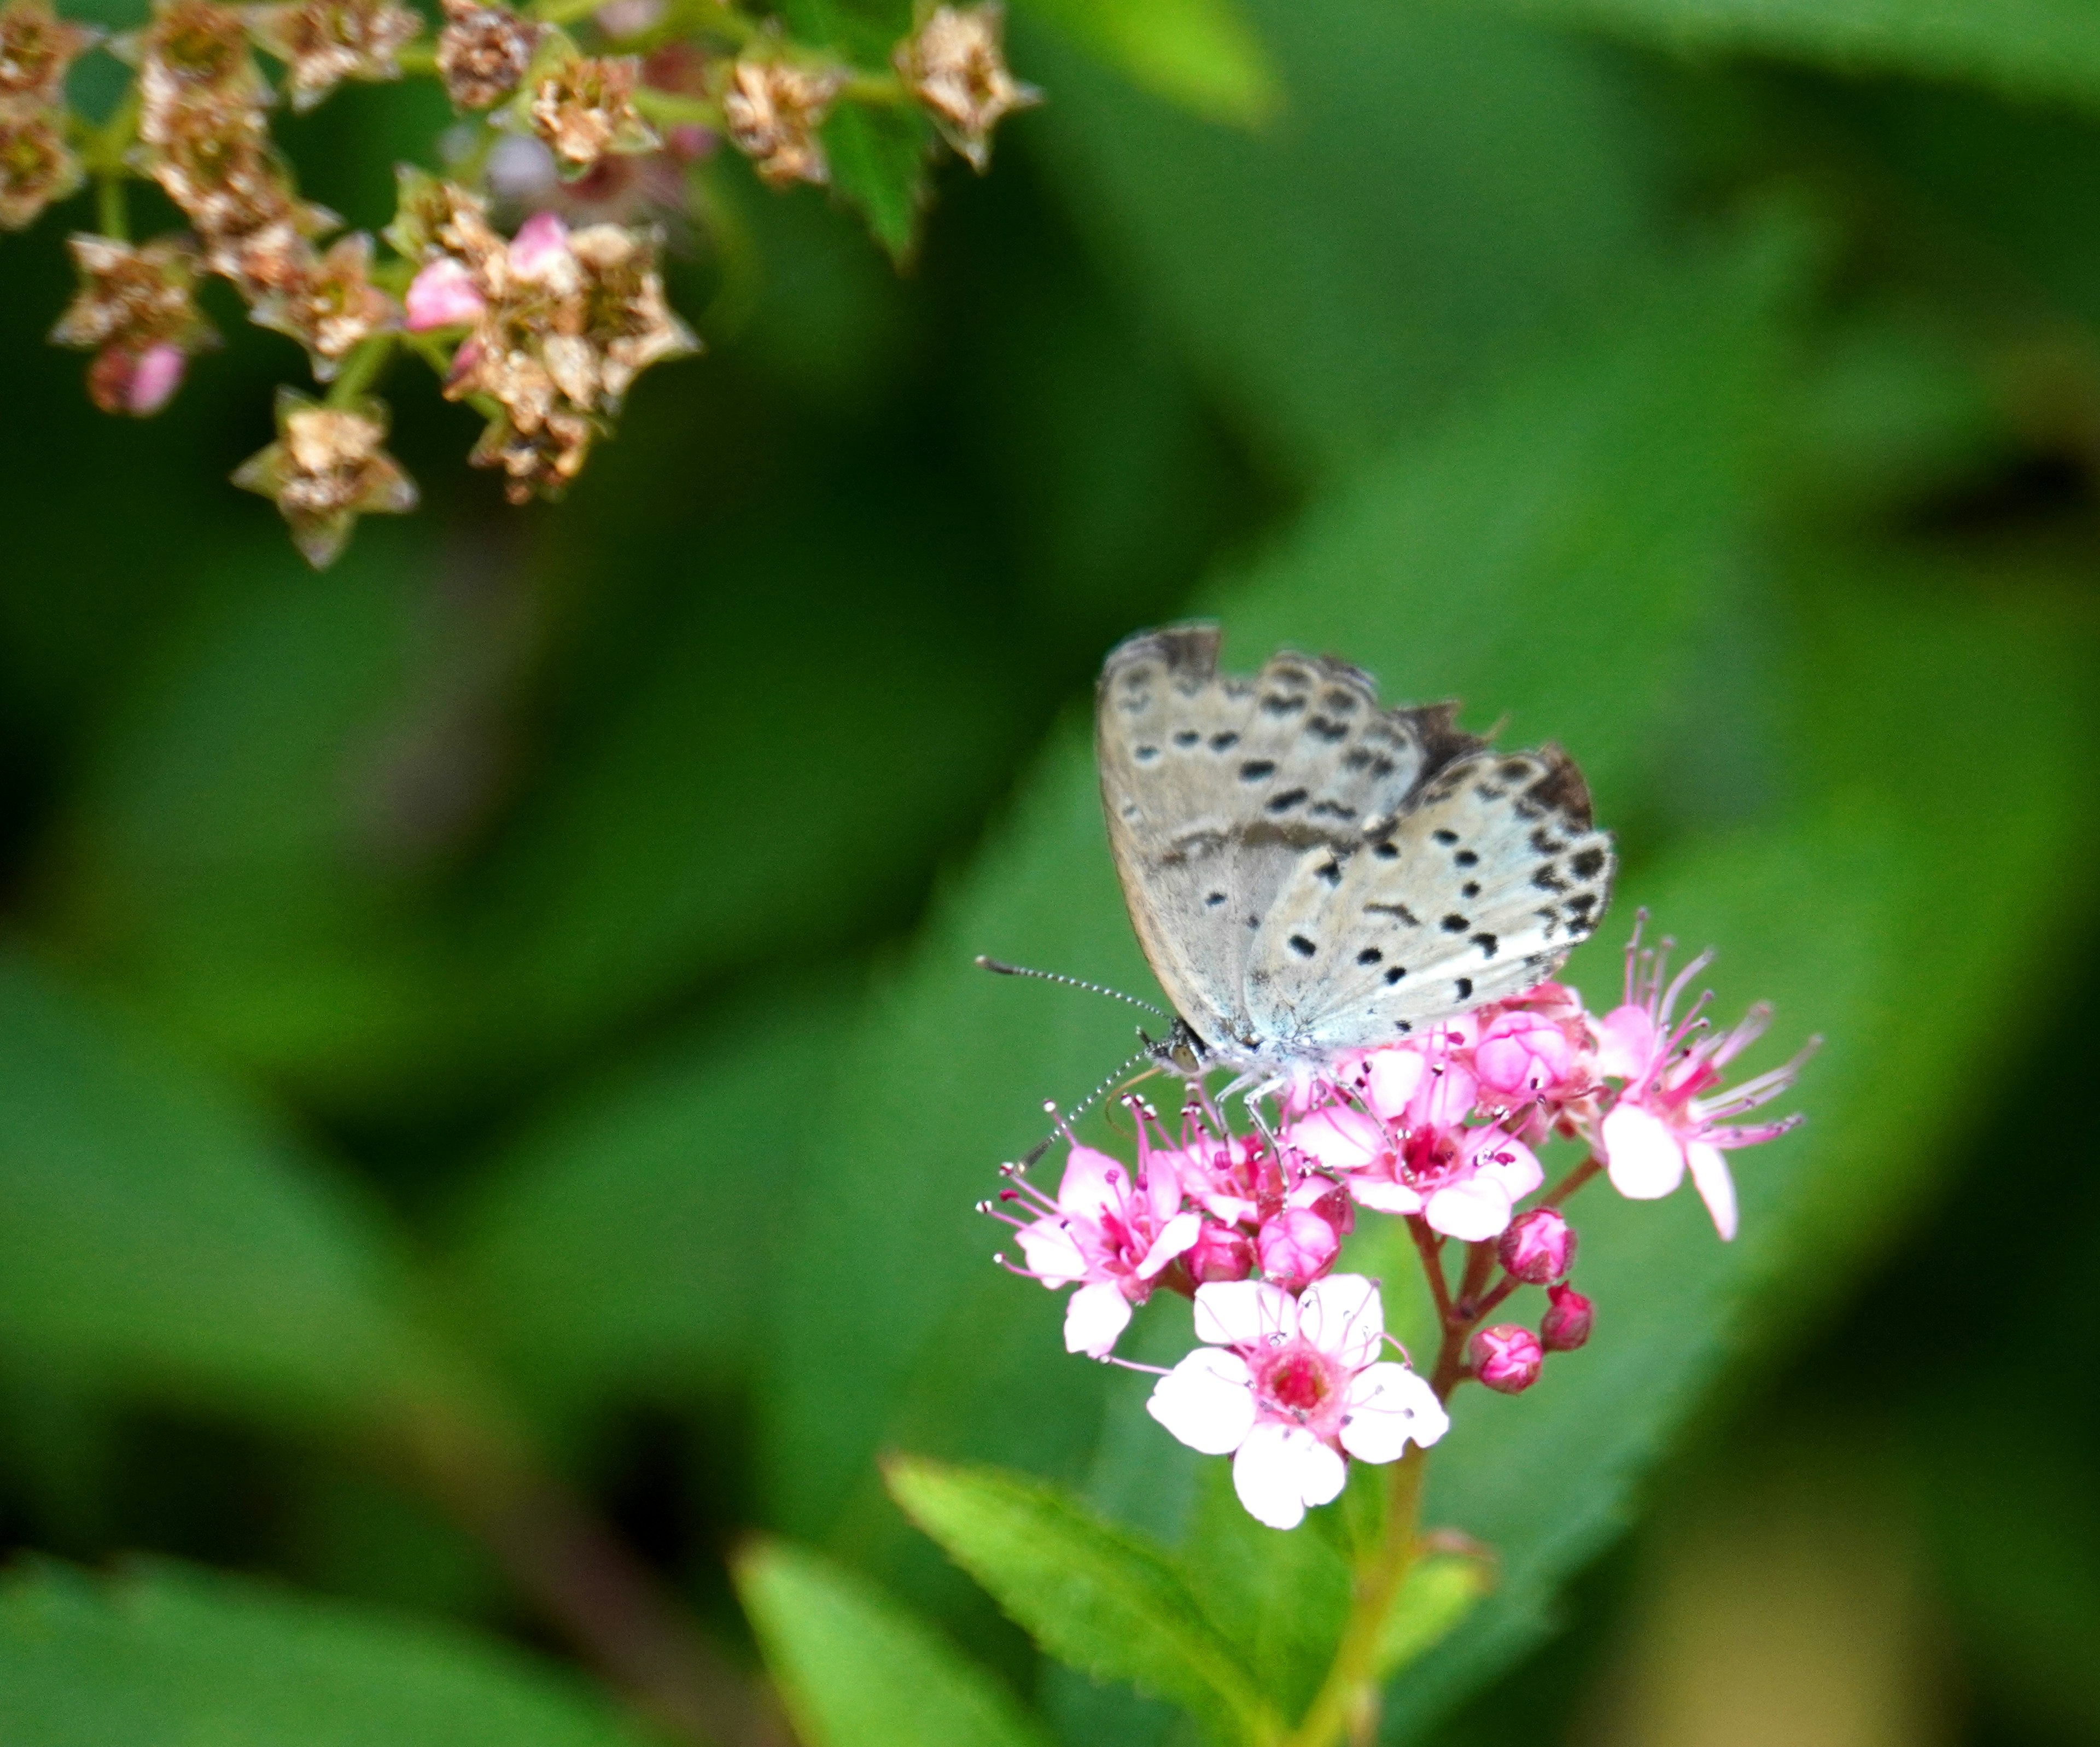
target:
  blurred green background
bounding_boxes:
[0,0,2097,1742]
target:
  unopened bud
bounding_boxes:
[1185,1220,1253,1285]
[1257,1206,1339,1292]
[1469,1323,1543,1394]
[1540,1283,1593,1352]
[1498,1207,1575,1284]
[88,341,187,415]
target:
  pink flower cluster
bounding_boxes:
[984,919,1814,1529]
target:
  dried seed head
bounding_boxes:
[383,164,505,273]
[244,0,422,112]
[249,230,400,376]
[468,402,594,503]
[0,104,80,229]
[896,2,1037,173]
[722,58,841,188]
[124,0,269,145]
[527,49,658,172]
[232,388,418,567]
[562,220,695,405]
[50,231,216,352]
[435,0,536,110]
[0,0,100,104]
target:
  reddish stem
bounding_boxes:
[1543,1155,1602,1207]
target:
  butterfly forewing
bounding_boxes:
[1241,747,1613,1052]
[1098,626,1507,1058]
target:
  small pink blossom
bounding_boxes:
[1001,1144,1198,1359]
[405,256,486,329]
[1541,1283,1593,1351]
[1498,1206,1575,1284]
[1147,1274,1447,1529]
[1185,1219,1254,1284]
[1326,1118,1542,1241]
[1258,1206,1339,1292]
[1596,919,1815,1241]
[1470,1324,1543,1393]
[1358,1030,1479,1129]
[1474,1010,1577,1099]
[509,208,574,278]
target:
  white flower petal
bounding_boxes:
[1193,1279,1296,1348]
[1232,1423,1344,1529]
[1296,1273,1384,1369]
[1288,1107,1384,1174]
[1055,1145,1131,1224]
[1136,1210,1202,1279]
[1063,1281,1133,1357]
[1362,1048,1428,1121]
[1147,1348,1256,1455]
[1601,1102,1687,1199]
[1339,1362,1449,1463]
[1425,1177,1513,1242]
[1349,1178,1424,1216]
[1472,1132,1543,1201]
[1685,1140,1739,1241]
[1014,1220,1087,1288]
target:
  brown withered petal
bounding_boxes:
[468,403,594,504]
[143,100,287,232]
[250,230,399,376]
[382,165,505,276]
[896,2,1037,173]
[232,388,417,567]
[245,0,421,112]
[0,104,80,229]
[527,51,658,172]
[562,222,695,407]
[0,0,100,104]
[721,58,839,189]
[127,0,270,145]
[445,331,558,432]
[50,232,217,352]
[435,0,535,110]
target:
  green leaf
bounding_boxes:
[447,988,849,1426]
[818,104,936,266]
[1023,0,1675,475]
[1381,550,2100,1738]
[736,1535,1055,1747]
[1374,1552,1491,1681]
[0,952,454,1428]
[885,1457,1282,1743]
[1481,0,2100,115]
[766,234,1793,1548]
[0,1557,652,1747]
[1013,0,1280,125]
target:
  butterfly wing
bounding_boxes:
[1242,747,1613,1052]
[1096,625,1484,1054]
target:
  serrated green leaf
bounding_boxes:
[0,952,454,1428]
[886,1457,1282,1744]
[0,1557,654,1747]
[737,1535,1055,1747]
[1014,0,1279,124]
[1484,0,2100,115]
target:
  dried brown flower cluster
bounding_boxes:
[0,0,92,229]
[11,0,1036,564]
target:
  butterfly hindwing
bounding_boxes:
[1243,747,1613,1050]
[1098,627,1492,1055]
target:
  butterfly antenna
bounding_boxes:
[1013,1041,1160,1172]
[975,956,1168,1020]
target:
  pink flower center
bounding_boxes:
[1253,1341,1341,1429]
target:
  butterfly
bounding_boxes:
[1096,623,1614,1083]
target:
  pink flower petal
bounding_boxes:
[1685,1139,1739,1241]
[1233,1423,1345,1530]
[404,257,486,330]
[1193,1279,1296,1349]
[1147,1348,1255,1454]
[1014,1219,1087,1288]
[1136,1210,1202,1279]
[1413,1061,1480,1129]
[1467,1130,1544,1201]
[1601,1102,1687,1199]
[1362,1047,1429,1121]
[126,343,186,414]
[1349,1178,1425,1216]
[510,209,571,276]
[1339,1362,1448,1463]
[1055,1145,1129,1225]
[1596,1004,1658,1081]
[1425,1176,1514,1242]
[1295,1273,1384,1369]
[1287,1107,1384,1174]
[1063,1280,1134,1357]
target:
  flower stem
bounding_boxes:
[1284,1444,1430,1747]
[328,334,396,405]
[95,173,128,241]
[1543,1154,1601,1207]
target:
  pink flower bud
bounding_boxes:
[1541,1283,1594,1352]
[1258,1206,1340,1292]
[88,343,188,416]
[1469,1323,1543,1393]
[1186,1220,1254,1285]
[1474,1011,1576,1097]
[1498,1207,1576,1284]
[405,257,487,330]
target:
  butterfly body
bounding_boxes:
[1097,624,1613,1079]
